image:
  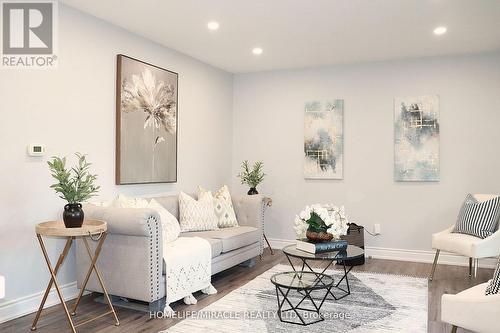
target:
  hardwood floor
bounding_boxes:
[0,249,493,333]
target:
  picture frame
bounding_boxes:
[115,54,178,185]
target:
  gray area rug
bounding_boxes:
[161,264,427,332]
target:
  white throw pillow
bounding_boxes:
[112,193,149,208]
[198,185,238,228]
[111,194,180,243]
[148,199,180,243]
[178,191,218,232]
[88,199,112,207]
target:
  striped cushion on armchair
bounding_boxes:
[453,194,500,239]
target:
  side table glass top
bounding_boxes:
[283,244,364,261]
[270,271,333,290]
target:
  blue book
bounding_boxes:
[296,239,348,254]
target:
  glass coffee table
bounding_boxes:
[282,244,364,300]
[270,271,333,326]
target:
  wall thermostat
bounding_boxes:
[28,144,46,157]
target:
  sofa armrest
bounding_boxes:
[77,204,164,303]
[232,195,264,229]
[83,204,161,237]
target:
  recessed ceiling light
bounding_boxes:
[433,26,447,35]
[207,21,219,31]
[252,47,263,55]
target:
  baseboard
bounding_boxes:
[267,238,498,269]
[0,281,80,324]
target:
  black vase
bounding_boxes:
[247,187,259,195]
[63,203,84,228]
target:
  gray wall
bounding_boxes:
[232,52,500,250]
[0,4,233,305]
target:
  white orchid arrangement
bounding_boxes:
[293,204,349,239]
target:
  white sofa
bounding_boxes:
[429,194,500,280]
[441,282,500,333]
[75,194,265,311]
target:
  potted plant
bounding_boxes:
[47,153,100,228]
[293,204,349,243]
[237,160,265,195]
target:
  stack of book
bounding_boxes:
[296,238,348,254]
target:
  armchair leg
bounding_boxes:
[469,257,473,278]
[451,325,457,333]
[474,258,478,278]
[429,249,440,281]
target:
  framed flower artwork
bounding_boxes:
[116,54,178,184]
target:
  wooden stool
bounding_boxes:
[32,220,119,332]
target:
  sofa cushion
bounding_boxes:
[181,226,260,253]
[205,238,223,258]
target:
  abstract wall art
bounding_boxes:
[116,55,178,184]
[304,99,343,179]
[394,95,439,181]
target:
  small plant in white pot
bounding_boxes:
[47,153,100,228]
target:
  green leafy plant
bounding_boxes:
[237,160,265,188]
[47,153,100,204]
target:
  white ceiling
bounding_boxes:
[61,0,500,73]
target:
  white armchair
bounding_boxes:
[429,194,500,280]
[441,282,500,333]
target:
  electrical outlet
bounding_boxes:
[374,224,381,235]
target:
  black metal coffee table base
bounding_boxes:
[285,255,353,301]
[275,284,331,325]
[271,271,333,326]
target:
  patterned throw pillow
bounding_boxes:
[453,194,500,238]
[198,185,238,228]
[486,258,500,295]
[148,199,180,243]
[178,191,219,232]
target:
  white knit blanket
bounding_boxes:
[163,237,216,311]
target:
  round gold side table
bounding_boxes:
[31,220,119,333]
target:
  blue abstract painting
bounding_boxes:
[304,99,343,179]
[394,95,439,181]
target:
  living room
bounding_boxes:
[0,1,499,332]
